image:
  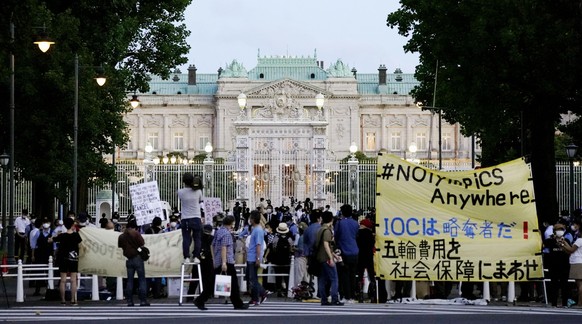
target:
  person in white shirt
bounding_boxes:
[562,218,582,307]
[14,208,31,261]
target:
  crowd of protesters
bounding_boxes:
[17,170,582,309]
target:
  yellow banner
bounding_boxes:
[374,154,543,282]
[78,228,184,277]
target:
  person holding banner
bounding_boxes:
[178,172,204,264]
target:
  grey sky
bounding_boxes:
[179,0,419,74]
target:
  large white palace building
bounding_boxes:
[118,53,479,207]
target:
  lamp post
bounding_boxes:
[72,54,106,213]
[348,142,359,209]
[144,143,154,182]
[129,94,140,108]
[409,142,418,162]
[237,92,247,119]
[315,93,325,119]
[8,21,53,264]
[0,152,8,250]
[204,142,214,197]
[416,102,442,169]
[566,144,578,216]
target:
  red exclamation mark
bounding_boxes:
[523,221,528,239]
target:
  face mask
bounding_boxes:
[43,223,50,229]
[170,222,177,228]
[58,220,63,226]
[112,219,118,224]
[266,209,272,214]
[555,230,565,237]
[572,225,578,232]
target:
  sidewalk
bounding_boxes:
[0,274,556,309]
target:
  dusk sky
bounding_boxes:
[179,0,419,74]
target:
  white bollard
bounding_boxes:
[16,260,24,302]
[410,280,417,299]
[363,270,369,294]
[386,280,393,300]
[287,256,295,298]
[92,275,100,301]
[482,281,490,301]
[507,281,515,303]
[116,277,124,300]
[48,256,55,290]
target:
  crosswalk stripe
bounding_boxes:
[1,302,580,321]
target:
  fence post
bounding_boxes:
[48,256,54,290]
[386,280,392,300]
[507,281,515,303]
[16,259,24,302]
[92,274,99,301]
[482,281,490,301]
[116,277,124,300]
[287,256,295,298]
[410,280,417,299]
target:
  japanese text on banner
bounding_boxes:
[374,154,543,282]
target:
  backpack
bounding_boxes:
[270,233,291,264]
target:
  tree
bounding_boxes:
[0,0,191,218]
[387,0,582,225]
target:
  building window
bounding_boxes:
[174,132,184,151]
[416,132,427,151]
[366,132,376,151]
[147,132,159,151]
[442,132,452,151]
[390,131,401,151]
[199,136,209,151]
[259,73,264,79]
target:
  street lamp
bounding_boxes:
[129,94,140,108]
[144,143,154,182]
[237,92,247,118]
[203,142,214,197]
[566,144,578,216]
[72,54,106,214]
[409,142,418,161]
[33,28,55,53]
[315,93,325,118]
[348,142,359,209]
[7,21,53,264]
[0,152,8,250]
[416,102,442,169]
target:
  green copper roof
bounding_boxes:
[248,55,327,81]
[357,73,418,95]
[142,56,419,96]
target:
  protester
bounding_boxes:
[31,218,53,296]
[315,211,343,306]
[246,210,270,306]
[178,172,204,264]
[294,222,309,286]
[49,217,82,305]
[334,204,359,303]
[194,215,248,310]
[14,208,31,262]
[356,218,376,302]
[269,222,294,297]
[544,222,573,307]
[118,219,150,307]
[562,218,582,307]
[144,217,165,299]
[187,224,214,302]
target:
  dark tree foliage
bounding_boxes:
[388,0,582,225]
[0,0,191,217]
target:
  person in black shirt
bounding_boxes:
[49,217,82,305]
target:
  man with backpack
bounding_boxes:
[269,223,294,297]
[315,211,344,306]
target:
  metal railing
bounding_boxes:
[0,160,578,219]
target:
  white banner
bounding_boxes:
[78,227,184,277]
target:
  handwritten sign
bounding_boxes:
[129,181,164,226]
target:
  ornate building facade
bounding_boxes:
[120,53,479,207]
